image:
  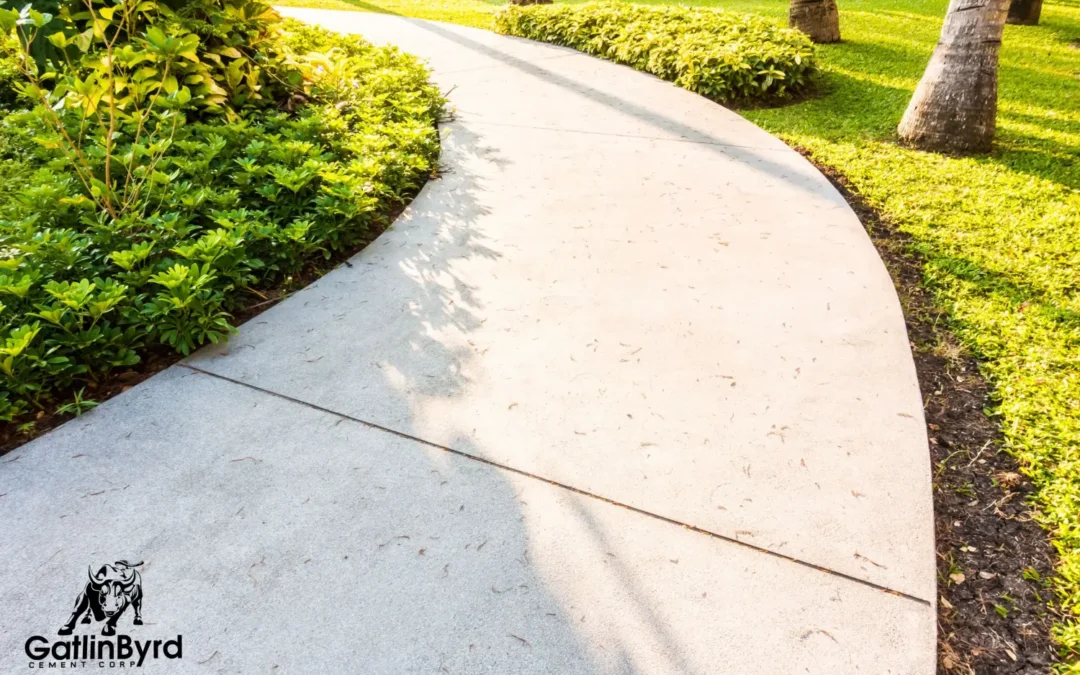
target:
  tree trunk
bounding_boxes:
[1007,0,1042,25]
[898,0,1010,154]
[789,0,841,44]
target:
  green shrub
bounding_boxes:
[0,6,443,421]
[0,31,17,109]
[4,0,295,114]
[494,2,816,103]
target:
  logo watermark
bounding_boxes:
[23,560,182,669]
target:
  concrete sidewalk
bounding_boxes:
[0,10,935,673]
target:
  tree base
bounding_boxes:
[897,125,994,155]
[1006,0,1042,25]
[897,0,1009,154]
[789,0,841,44]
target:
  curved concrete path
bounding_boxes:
[0,9,934,674]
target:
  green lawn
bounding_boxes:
[278,0,1080,666]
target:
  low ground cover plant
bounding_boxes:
[0,0,443,423]
[493,2,816,102]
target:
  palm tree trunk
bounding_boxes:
[898,0,1010,153]
[1007,0,1042,25]
[789,0,841,44]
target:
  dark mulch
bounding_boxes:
[802,150,1060,674]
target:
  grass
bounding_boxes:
[275,0,1080,667]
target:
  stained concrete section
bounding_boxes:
[0,368,932,674]
[190,9,935,600]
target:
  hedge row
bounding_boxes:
[0,6,443,422]
[494,2,817,103]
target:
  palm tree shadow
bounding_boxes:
[311,0,505,18]
[324,0,404,15]
[395,17,861,201]
[334,119,708,673]
[923,251,1080,328]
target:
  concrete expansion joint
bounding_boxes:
[180,363,933,609]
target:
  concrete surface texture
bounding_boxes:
[0,9,935,674]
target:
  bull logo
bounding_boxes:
[58,560,144,637]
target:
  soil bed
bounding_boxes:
[803,150,1061,674]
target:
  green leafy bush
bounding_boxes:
[0,31,17,109]
[494,2,816,103]
[0,4,443,421]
